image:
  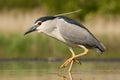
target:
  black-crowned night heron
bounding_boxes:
[24,16,106,73]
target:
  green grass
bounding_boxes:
[0,33,69,59]
[0,0,120,21]
[0,33,120,59]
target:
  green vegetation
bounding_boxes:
[0,33,120,59]
[0,0,120,20]
[0,0,120,59]
[0,33,69,59]
[0,0,120,71]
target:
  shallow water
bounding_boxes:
[0,61,120,80]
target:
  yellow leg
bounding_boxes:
[60,45,88,80]
[60,45,88,69]
[68,60,74,80]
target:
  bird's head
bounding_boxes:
[24,16,56,35]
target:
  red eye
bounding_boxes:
[38,22,42,25]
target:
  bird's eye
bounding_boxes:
[37,22,42,25]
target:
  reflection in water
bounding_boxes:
[57,61,120,80]
[60,60,74,80]
[0,61,120,80]
[58,72,73,80]
[58,74,67,80]
[60,59,82,80]
[59,71,72,80]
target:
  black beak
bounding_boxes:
[24,25,38,35]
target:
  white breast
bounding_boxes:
[38,18,66,43]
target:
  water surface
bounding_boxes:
[0,61,120,80]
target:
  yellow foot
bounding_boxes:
[60,56,81,68]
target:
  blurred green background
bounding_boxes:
[0,1,120,80]
[0,0,120,61]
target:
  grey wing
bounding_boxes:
[57,19,99,48]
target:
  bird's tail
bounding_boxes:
[95,42,106,54]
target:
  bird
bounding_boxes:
[24,16,106,73]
